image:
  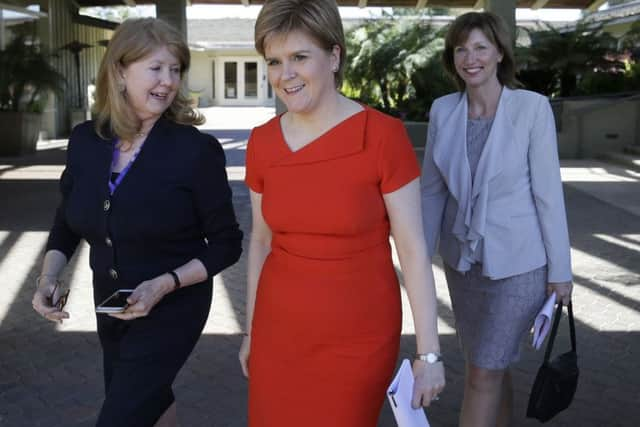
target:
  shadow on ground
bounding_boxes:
[1,142,639,426]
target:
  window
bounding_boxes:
[224,62,237,99]
[211,61,216,99]
[244,62,257,98]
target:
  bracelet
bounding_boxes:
[168,270,181,291]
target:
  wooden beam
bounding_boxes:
[73,13,119,30]
[587,0,606,12]
[531,0,549,9]
[358,0,368,8]
[0,2,48,17]
[473,0,484,10]
[416,0,428,8]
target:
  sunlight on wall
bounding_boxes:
[55,243,97,332]
[203,274,243,334]
[561,166,640,182]
[0,165,65,180]
[0,232,48,325]
[594,233,640,253]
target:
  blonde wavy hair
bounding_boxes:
[93,18,203,143]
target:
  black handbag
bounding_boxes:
[526,301,579,423]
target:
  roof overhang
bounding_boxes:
[71,1,603,10]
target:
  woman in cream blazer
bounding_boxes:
[421,12,572,427]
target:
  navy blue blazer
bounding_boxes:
[46,118,242,301]
[421,88,572,282]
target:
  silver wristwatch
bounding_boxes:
[416,352,443,364]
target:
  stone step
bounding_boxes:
[600,150,640,173]
[623,144,640,156]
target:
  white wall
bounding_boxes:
[556,97,640,158]
[188,51,213,105]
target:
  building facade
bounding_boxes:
[188,19,274,108]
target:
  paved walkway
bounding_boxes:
[0,108,639,426]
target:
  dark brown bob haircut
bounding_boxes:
[254,0,346,88]
[93,18,203,143]
[442,12,520,91]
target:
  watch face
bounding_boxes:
[427,353,438,363]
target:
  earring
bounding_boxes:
[332,65,339,73]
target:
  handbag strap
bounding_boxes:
[543,302,564,362]
[543,300,577,363]
[567,301,577,353]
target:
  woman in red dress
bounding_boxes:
[239,1,445,425]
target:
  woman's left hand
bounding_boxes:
[411,359,446,409]
[109,274,173,320]
[547,281,573,305]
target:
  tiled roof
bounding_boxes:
[187,18,367,50]
[188,18,254,48]
[187,16,564,50]
[585,1,640,22]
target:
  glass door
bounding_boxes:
[244,62,257,98]
[224,62,237,99]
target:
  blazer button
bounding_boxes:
[108,268,118,280]
[103,199,111,211]
[105,237,112,247]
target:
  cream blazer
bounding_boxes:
[421,87,572,282]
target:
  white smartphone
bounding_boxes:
[95,289,134,313]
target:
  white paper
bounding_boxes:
[532,292,557,350]
[387,359,430,427]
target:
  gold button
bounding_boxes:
[103,200,111,211]
[108,268,118,280]
[105,237,112,247]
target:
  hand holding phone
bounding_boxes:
[95,289,134,313]
[100,274,174,320]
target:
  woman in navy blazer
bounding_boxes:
[421,12,572,427]
[31,19,242,427]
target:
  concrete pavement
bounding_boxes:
[0,108,639,426]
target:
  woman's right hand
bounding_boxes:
[239,334,251,378]
[32,277,69,323]
[412,359,446,408]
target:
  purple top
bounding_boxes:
[108,142,143,195]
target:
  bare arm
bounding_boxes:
[384,178,445,407]
[421,105,448,256]
[239,190,272,377]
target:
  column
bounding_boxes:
[155,0,188,89]
[156,0,188,40]
[0,9,5,50]
[485,0,517,44]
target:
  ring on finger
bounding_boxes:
[432,395,440,401]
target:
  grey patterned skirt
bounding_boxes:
[444,263,547,370]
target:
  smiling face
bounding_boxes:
[264,30,340,116]
[120,45,181,127]
[453,28,503,90]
